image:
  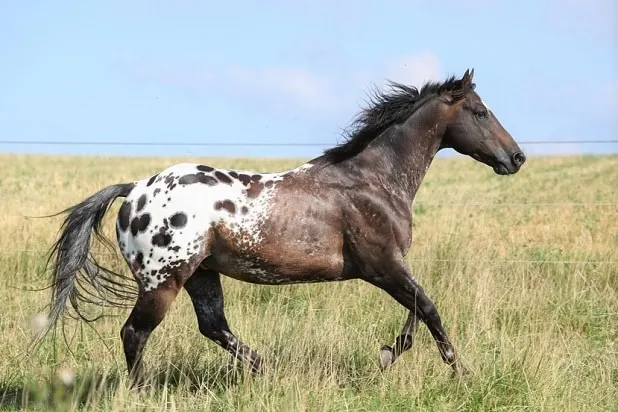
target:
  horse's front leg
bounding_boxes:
[361,259,469,376]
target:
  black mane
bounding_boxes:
[322,75,465,163]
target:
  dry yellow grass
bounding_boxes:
[0,153,616,411]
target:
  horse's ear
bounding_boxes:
[443,68,475,104]
[462,68,474,92]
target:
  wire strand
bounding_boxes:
[1,139,617,146]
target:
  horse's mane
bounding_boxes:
[322,75,465,163]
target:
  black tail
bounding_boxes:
[36,182,138,346]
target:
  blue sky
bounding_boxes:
[0,0,616,158]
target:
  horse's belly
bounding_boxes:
[205,251,346,285]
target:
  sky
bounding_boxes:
[0,0,616,159]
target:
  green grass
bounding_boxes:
[1,153,616,411]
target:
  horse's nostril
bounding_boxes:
[512,152,526,166]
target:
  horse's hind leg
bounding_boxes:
[379,310,420,370]
[120,275,188,387]
[184,267,262,373]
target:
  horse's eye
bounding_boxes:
[474,109,488,118]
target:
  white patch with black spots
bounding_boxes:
[116,162,313,291]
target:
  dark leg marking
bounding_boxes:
[184,268,262,374]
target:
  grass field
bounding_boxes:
[0,153,616,411]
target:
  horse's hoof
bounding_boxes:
[451,363,472,379]
[128,376,148,392]
[249,357,264,375]
[379,345,395,370]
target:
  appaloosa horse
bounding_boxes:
[41,69,525,385]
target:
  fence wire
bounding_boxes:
[1,139,618,146]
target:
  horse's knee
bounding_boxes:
[418,301,441,325]
[198,323,227,343]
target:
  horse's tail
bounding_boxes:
[36,182,138,346]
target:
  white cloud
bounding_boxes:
[129,62,338,116]
[231,66,336,111]
[127,52,445,120]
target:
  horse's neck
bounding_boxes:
[358,101,447,204]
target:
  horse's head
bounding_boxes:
[440,69,525,175]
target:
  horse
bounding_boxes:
[40,69,525,386]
